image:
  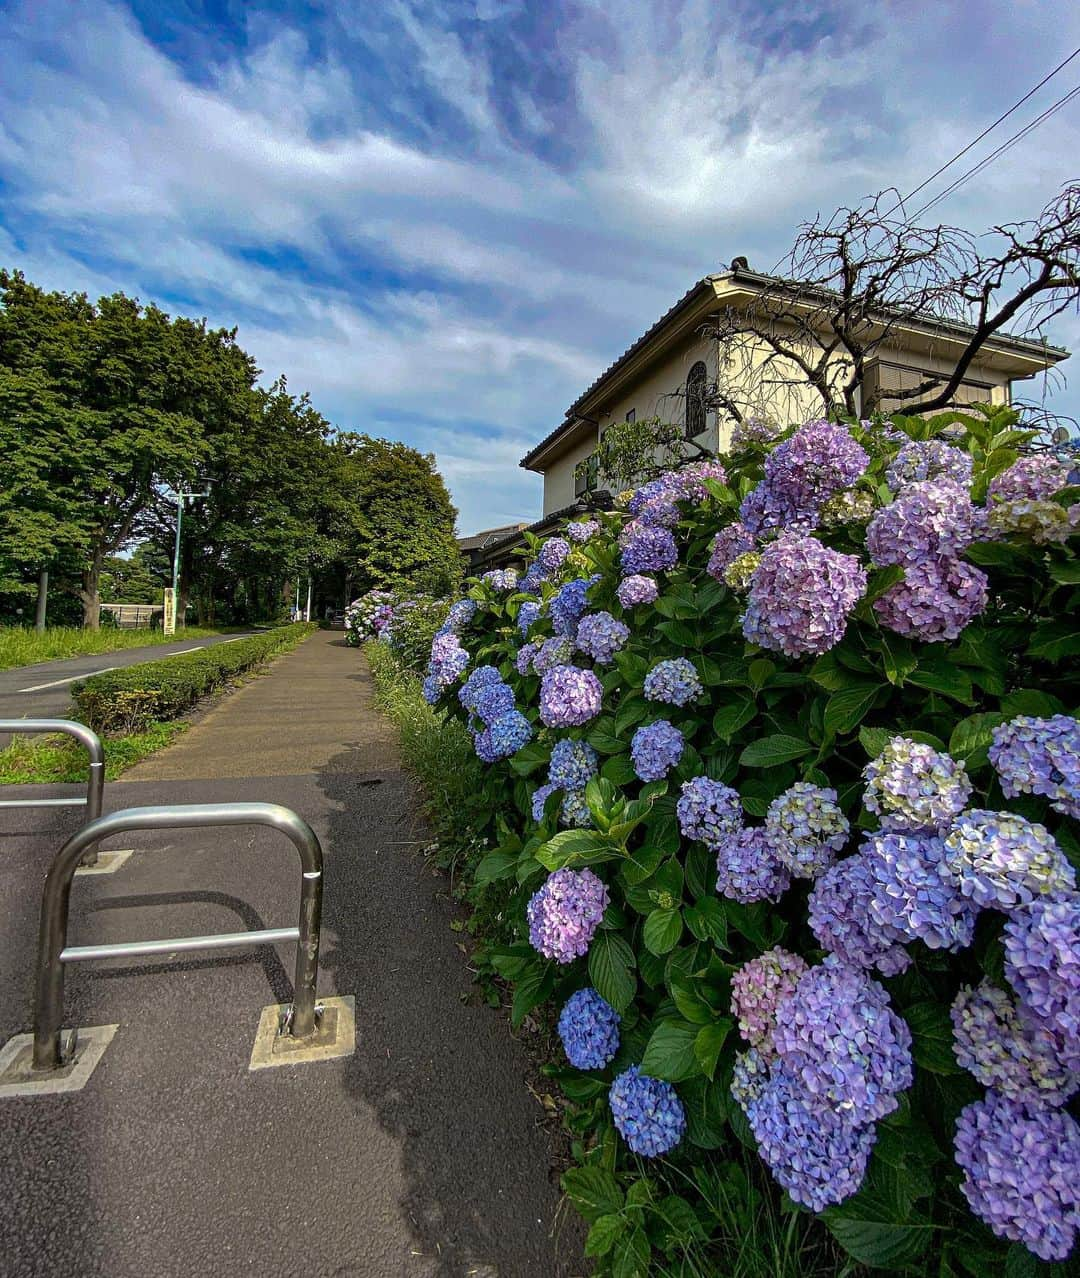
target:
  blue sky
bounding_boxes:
[1,0,1078,533]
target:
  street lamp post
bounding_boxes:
[168,481,212,628]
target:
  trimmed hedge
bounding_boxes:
[72,624,316,734]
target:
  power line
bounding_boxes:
[885,45,1080,218]
[904,80,1080,223]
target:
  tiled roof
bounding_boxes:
[457,522,527,552]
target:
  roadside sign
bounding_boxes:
[163,588,176,636]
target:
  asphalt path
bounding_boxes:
[0,631,258,723]
[0,632,581,1278]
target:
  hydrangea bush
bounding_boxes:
[343,589,395,646]
[415,406,1080,1275]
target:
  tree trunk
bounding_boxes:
[80,548,104,630]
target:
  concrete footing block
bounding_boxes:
[75,849,134,876]
[0,1024,117,1098]
[249,995,355,1071]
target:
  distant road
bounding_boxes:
[0,632,258,725]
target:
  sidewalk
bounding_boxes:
[0,631,580,1278]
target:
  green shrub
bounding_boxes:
[418,407,1080,1276]
[72,624,316,733]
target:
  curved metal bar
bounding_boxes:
[32,802,324,1071]
[0,719,105,865]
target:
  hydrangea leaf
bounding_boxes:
[561,1165,624,1224]
[641,1017,700,1082]
[535,830,618,871]
[738,734,813,768]
[642,906,683,956]
[904,1001,963,1075]
[611,1225,650,1278]
[823,1188,932,1268]
[583,1213,624,1259]
[824,683,884,736]
[588,931,637,1014]
[693,1020,732,1081]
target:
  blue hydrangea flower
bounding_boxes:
[990,715,1080,820]
[676,777,743,848]
[1004,894,1080,1075]
[537,537,570,574]
[739,420,869,535]
[426,630,469,690]
[557,988,620,1069]
[715,827,792,904]
[954,1091,1080,1261]
[473,710,532,762]
[863,736,972,832]
[616,574,658,607]
[549,739,599,791]
[458,665,504,714]
[575,611,629,665]
[515,642,539,676]
[539,665,603,728]
[567,519,600,543]
[560,789,592,828]
[630,720,684,781]
[609,1066,686,1157]
[643,657,703,707]
[862,829,978,952]
[771,955,913,1123]
[516,600,541,637]
[421,674,441,704]
[526,867,609,963]
[473,679,516,726]
[707,523,755,581]
[765,782,849,879]
[444,598,478,632]
[532,635,574,675]
[988,454,1071,503]
[951,982,1078,1106]
[550,576,600,636]
[531,782,558,823]
[808,854,911,977]
[619,522,678,575]
[481,568,519,591]
[942,809,1075,910]
[521,562,547,592]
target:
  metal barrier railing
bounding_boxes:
[31,801,324,1072]
[0,719,105,866]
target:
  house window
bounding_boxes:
[625,409,636,423]
[685,362,707,439]
[575,454,599,497]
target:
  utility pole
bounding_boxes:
[167,480,212,632]
[34,568,48,633]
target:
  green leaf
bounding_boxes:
[824,684,882,736]
[601,753,638,785]
[683,896,729,950]
[561,1165,624,1224]
[507,741,549,776]
[643,907,683,956]
[823,1193,932,1269]
[712,694,756,741]
[949,712,1006,770]
[473,849,519,885]
[612,1226,650,1278]
[680,1075,729,1149]
[859,725,891,759]
[1048,559,1080,586]
[587,722,625,754]
[1000,688,1066,719]
[653,1194,706,1247]
[907,663,974,704]
[588,930,637,1013]
[739,734,813,768]
[584,1214,624,1259]
[694,1020,732,1081]
[511,963,554,1029]
[535,829,618,871]
[641,1018,700,1082]
[904,1001,962,1075]
[1027,620,1080,662]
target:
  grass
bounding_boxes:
[0,624,233,671]
[0,721,187,783]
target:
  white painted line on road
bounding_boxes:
[172,645,206,655]
[19,666,119,692]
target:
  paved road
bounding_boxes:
[0,632,258,723]
[0,631,581,1278]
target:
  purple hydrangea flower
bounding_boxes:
[481,568,519,591]
[707,523,755,581]
[715,827,792,904]
[526,867,609,963]
[516,600,541,637]
[874,557,988,642]
[988,454,1071,504]
[539,665,604,728]
[863,736,972,832]
[521,562,547,593]
[736,1056,875,1211]
[567,519,601,543]
[474,710,533,762]
[426,630,470,689]
[531,782,558,822]
[537,537,570,574]
[458,665,505,713]
[630,720,684,781]
[990,715,1080,820]
[862,829,979,952]
[740,420,869,535]
[549,739,599,791]
[988,498,1072,544]
[676,777,743,847]
[575,611,630,665]
[550,576,599,636]
[954,1091,1080,1261]
[731,947,809,1051]
[730,416,782,449]
[742,534,866,658]
[942,809,1075,910]
[609,1066,686,1157]
[444,598,478,632]
[532,635,575,675]
[766,783,850,879]
[616,574,658,607]
[866,479,978,567]
[772,955,913,1123]
[886,440,973,492]
[557,988,620,1069]
[643,657,703,707]
[951,982,1078,1106]
[619,522,678,575]
[666,459,728,501]
[808,854,911,976]
[516,642,539,676]
[1004,895,1080,1074]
